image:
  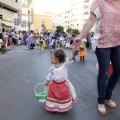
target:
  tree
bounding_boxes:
[66,28,72,33]
[27,0,32,6]
[56,26,64,33]
[71,29,80,35]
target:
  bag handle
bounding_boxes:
[34,83,46,95]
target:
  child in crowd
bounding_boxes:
[45,48,78,112]
[73,50,78,61]
[38,37,45,53]
[51,39,56,51]
[56,41,60,48]
[71,34,78,61]
[0,39,7,53]
[77,37,87,61]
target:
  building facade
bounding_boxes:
[55,0,94,32]
[18,0,34,31]
[34,12,55,33]
[83,0,94,24]
[0,0,22,30]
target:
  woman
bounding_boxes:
[72,0,120,115]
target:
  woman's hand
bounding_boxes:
[70,43,74,50]
[70,38,81,50]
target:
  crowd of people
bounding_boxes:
[0,28,94,62]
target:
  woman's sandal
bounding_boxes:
[105,100,117,108]
[98,104,107,115]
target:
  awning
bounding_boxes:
[1,20,14,27]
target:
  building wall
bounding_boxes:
[55,0,94,32]
[0,0,21,12]
[70,0,84,31]
[18,2,34,32]
[55,0,84,32]
[34,13,54,33]
[0,0,22,30]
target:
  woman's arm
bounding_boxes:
[69,48,73,62]
[75,12,97,42]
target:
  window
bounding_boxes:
[21,21,27,27]
[84,0,89,2]
[84,5,89,9]
[41,22,45,27]
[13,0,18,2]
[23,20,26,23]
[77,24,78,26]
[21,23,26,27]
[84,19,88,21]
[84,11,89,15]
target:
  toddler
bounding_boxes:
[45,48,78,112]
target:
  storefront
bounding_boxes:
[0,20,14,29]
[0,7,18,30]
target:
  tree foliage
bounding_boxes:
[71,29,80,35]
[66,28,80,34]
[27,0,32,6]
[66,28,72,33]
[56,26,64,33]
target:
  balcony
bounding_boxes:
[84,11,89,15]
[84,0,89,2]
[0,0,22,12]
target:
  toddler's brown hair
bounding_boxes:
[51,49,66,63]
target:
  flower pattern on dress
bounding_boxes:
[91,0,120,48]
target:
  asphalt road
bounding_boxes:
[0,46,120,120]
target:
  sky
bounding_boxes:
[34,0,72,14]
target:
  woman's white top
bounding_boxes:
[46,58,72,82]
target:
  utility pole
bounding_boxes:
[27,0,33,32]
[28,9,30,31]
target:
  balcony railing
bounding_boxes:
[0,0,21,12]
